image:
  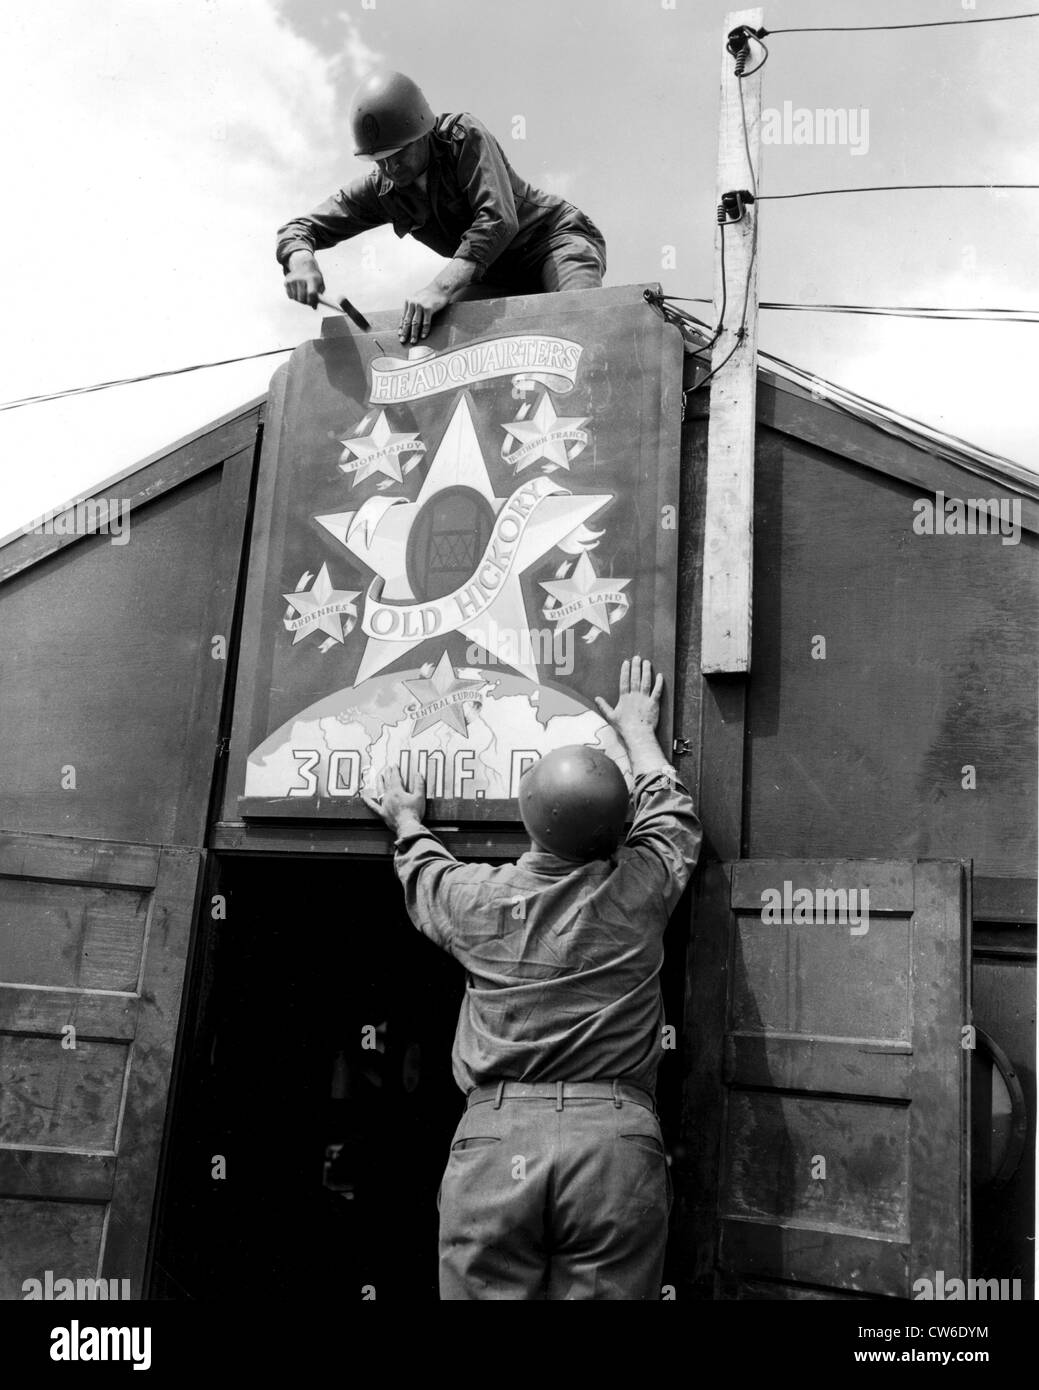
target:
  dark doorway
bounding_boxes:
[152,855,466,1301]
[152,854,693,1301]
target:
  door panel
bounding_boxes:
[0,833,202,1299]
[680,857,971,1299]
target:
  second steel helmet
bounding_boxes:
[349,70,435,159]
[519,746,630,863]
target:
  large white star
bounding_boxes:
[282,563,361,645]
[339,409,424,486]
[315,392,612,682]
[541,551,630,636]
[502,391,589,472]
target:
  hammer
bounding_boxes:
[317,293,371,333]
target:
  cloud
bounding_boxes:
[340,14,385,81]
[0,0,413,534]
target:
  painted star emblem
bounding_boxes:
[541,550,630,636]
[339,409,424,486]
[282,563,361,645]
[402,651,485,737]
[502,391,589,472]
[315,391,613,683]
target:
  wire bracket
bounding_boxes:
[718,189,756,224]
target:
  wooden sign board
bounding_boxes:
[228,285,682,822]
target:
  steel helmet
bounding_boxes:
[349,70,435,159]
[519,746,630,863]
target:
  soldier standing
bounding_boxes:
[362,655,702,1300]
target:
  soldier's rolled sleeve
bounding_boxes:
[275,177,389,266]
[615,768,703,915]
[452,121,521,267]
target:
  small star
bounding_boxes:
[339,410,425,486]
[283,563,360,645]
[541,551,630,636]
[502,392,589,472]
[402,651,485,737]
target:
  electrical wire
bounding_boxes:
[0,345,295,413]
[657,296,1039,323]
[762,12,1039,35]
[757,184,1038,201]
[685,44,762,396]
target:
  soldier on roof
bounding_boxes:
[276,71,607,345]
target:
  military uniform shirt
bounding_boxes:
[392,767,703,1093]
[275,111,597,276]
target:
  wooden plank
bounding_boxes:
[0,1200,108,1298]
[172,442,257,846]
[720,1091,910,1238]
[730,912,911,1041]
[0,878,149,991]
[0,988,137,1041]
[0,404,264,580]
[0,1035,127,1151]
[700,8,762,674]
[0,1149,115,1202]
[720,1218,909,1297]
[908,861,971,1284]
[675,860,731,1297]
[699,678,746,861]
[211,819,529,860]
[221,368,290,826]
[100,846,203,1293]
[734,1277,880,1300]
[725,1035,912,1098]
[973,876,1038,924]
[732,859,915,911]
[0,833,159,888]
[672,412,710,795]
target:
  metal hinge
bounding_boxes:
[672,737,693,756]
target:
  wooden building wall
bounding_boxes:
[675,367,1037,1297]
[0,294,1034,1299]
[0,404,261,1298]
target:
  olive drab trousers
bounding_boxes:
[437,1081,672,1301]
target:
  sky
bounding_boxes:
[1,0,1037,538]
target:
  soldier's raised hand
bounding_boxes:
[594,655,664,743]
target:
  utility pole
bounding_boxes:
[700,8,763,675]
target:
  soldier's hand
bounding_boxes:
[284,251,325,309]
[400,284,450,344]
[595,655,664,742]
[360,765,427,831]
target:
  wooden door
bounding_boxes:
[0,404,260,1298]
[677,858,971,1299]
[0,833,203,1299]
